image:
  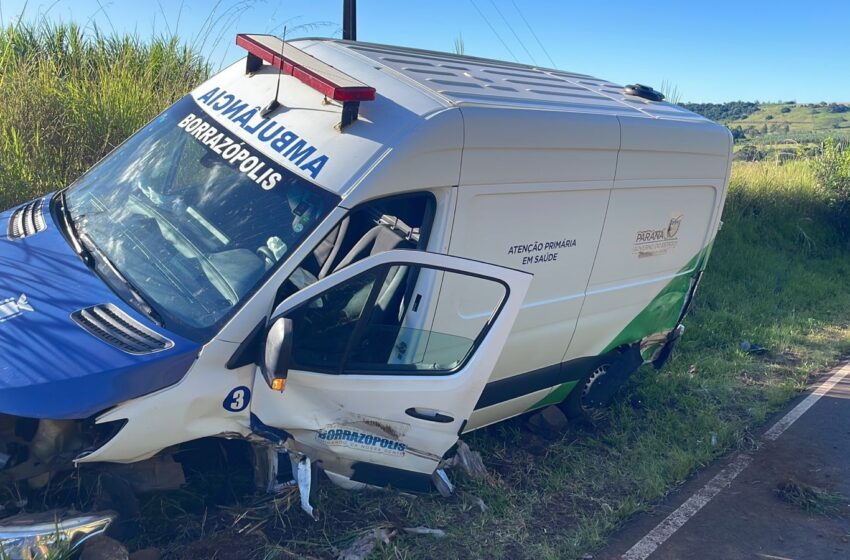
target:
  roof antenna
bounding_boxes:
[261,26,286,118]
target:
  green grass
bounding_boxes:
[0,21,208,210]
[4,23,850,560]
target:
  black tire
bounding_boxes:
[561,346,644,420]
[561,363,611,419]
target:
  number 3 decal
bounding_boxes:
[223,386,251,412]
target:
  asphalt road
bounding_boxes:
[598,364,850,560]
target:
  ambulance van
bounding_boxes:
[0,34,731,509]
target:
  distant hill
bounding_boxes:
[681,101,850,145]
[680,101,761,122]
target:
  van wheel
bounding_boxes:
[562,363,611,419]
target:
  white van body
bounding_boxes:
[1,36,731,494]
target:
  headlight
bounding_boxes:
[0,510,115,559]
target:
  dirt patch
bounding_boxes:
[168,533,266,560]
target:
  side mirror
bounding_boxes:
[262,316,293,389]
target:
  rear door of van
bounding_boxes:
[565,117,732,362]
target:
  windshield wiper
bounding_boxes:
[57,191,95,267]
[76,231,164,327]
[57,192,163,326]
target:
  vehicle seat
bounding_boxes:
[316,217,349,279]
[332,224,414,274]
[203,249,266,303]
[334,224,414,319]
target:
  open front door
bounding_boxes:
[251,249,531,490]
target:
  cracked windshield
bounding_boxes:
[65,96,338,339]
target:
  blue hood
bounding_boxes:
[0,195,200,419]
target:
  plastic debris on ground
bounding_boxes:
[337,527,395,560]
[295,456,317,519]
[741,340,768,354]
[441,440,487,479]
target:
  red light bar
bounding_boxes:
[236,34,375,103]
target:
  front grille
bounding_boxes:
[7,198,46,239]
[72,304,173,355]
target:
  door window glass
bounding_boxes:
[287,263,505,375]
[288,269,378,371]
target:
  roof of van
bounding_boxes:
[292,38,709,124]
[190,37,729,204]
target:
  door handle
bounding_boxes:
[405,407,454,423]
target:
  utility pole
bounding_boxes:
[343,0,357,41]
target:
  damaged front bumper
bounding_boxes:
[0,510,115,559]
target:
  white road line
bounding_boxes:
[762,364,850,441]
[621,362,850,560]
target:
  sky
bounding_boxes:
[1,0,848,103]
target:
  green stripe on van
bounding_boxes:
[599,250,704,357]
[527,380,579,410]
[524,241,715,412]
